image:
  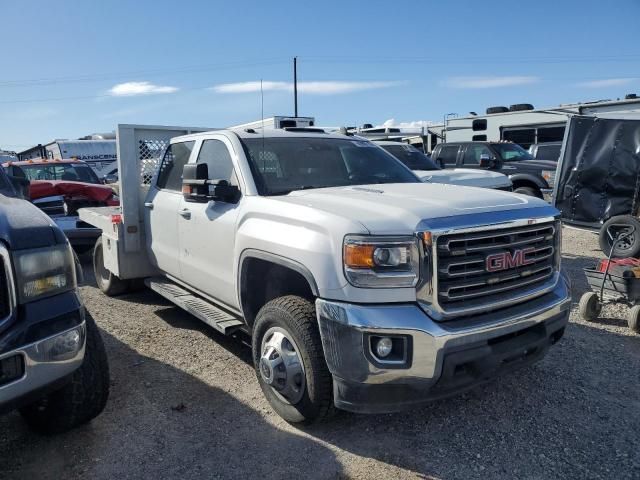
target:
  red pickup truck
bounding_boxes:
[2,158,119,252]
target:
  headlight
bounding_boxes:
[542,170,556,187]
[343,235,420,288]
[13,244,76,303]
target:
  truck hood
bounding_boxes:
[0,194,64,249]
[414,168,511,188]
[29,180,117,204]
[273,183,551,234]
[505,159,557,169]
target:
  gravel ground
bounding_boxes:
[1,227,639,479]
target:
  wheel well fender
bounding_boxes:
[238,250,318,329]
[510,174,546,190]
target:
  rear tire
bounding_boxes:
[514,186,540,197]
[19,314,110,434]
[252,295,334,424]
[599,216,640,258]
[93,236,130,296]
[579,292,601,322]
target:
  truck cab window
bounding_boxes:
[196,139,238,186]
[436,145,459,166]
[156,141,195,191]
[463,145,493,165]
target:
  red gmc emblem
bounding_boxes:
[486,247,535,272]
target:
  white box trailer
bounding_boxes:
[230,116,315,130]
[79,124,212,279]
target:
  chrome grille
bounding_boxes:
[434,221,558,314]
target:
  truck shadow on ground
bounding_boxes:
[60,256,640,478]
[0,314,343,480]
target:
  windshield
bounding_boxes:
[241,137,420,195]
[493,143,534,162]
[14,163,101,184]
[380,144,439,171]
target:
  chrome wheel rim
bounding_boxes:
[259,327,306,405]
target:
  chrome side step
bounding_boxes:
[145,277,244,335]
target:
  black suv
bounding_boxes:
[0,167,109,433]
[432,141,557,198]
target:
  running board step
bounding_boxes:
[145,277,244,335]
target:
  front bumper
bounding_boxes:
[316,273,571,413]
[51,215,101,247]
[541,188,553,203]
[0,322,86,412]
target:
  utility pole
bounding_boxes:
[293,56,298,117]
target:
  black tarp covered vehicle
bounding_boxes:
[554,114,640,257]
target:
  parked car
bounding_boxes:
[529,142,562,161]
[375,141,512,190]
[0,166,109,433]
[2,159,119,253]
[431,141,558,199]
[79,124,570,424]
[554,113,640,257]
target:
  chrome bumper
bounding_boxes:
[316,273,571,413]
[0,322,86,408]
[541,188,553,203]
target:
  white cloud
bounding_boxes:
[576,78,638,88]
[444,76,539,89]
[211,80,403,95]
[108,81,179,96]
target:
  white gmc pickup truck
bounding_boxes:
[80,124,571,423]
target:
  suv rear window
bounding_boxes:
[435,145,459,167]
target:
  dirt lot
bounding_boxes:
[1,227,639,479]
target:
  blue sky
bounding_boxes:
[2,0,639,150]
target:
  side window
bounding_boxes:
[463,145,493,165]
[156,141,195,191]
[436,145,460,166]
[472,119,487,131]
[196,139,238,185]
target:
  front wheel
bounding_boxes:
[579,292,601,322]
[627,306,640,334]
[513,186,540,197]
[19,314,110,434]
[252,296,334,424]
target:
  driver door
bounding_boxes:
[177,137,242,309]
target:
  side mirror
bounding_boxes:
[182,164,239,203]
[8,175,30,199]
[478,153,496,168]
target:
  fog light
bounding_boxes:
[35,325,85,362]
[375,337,393,358]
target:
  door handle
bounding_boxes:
[179,208,191,219]
[144,202,154,209]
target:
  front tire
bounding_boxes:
[513,186,539,197]
[579,292,601,322]
[627,305,640,334]
[19,314,110,434]
[252,296,334,424]
[93,236,129,296]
